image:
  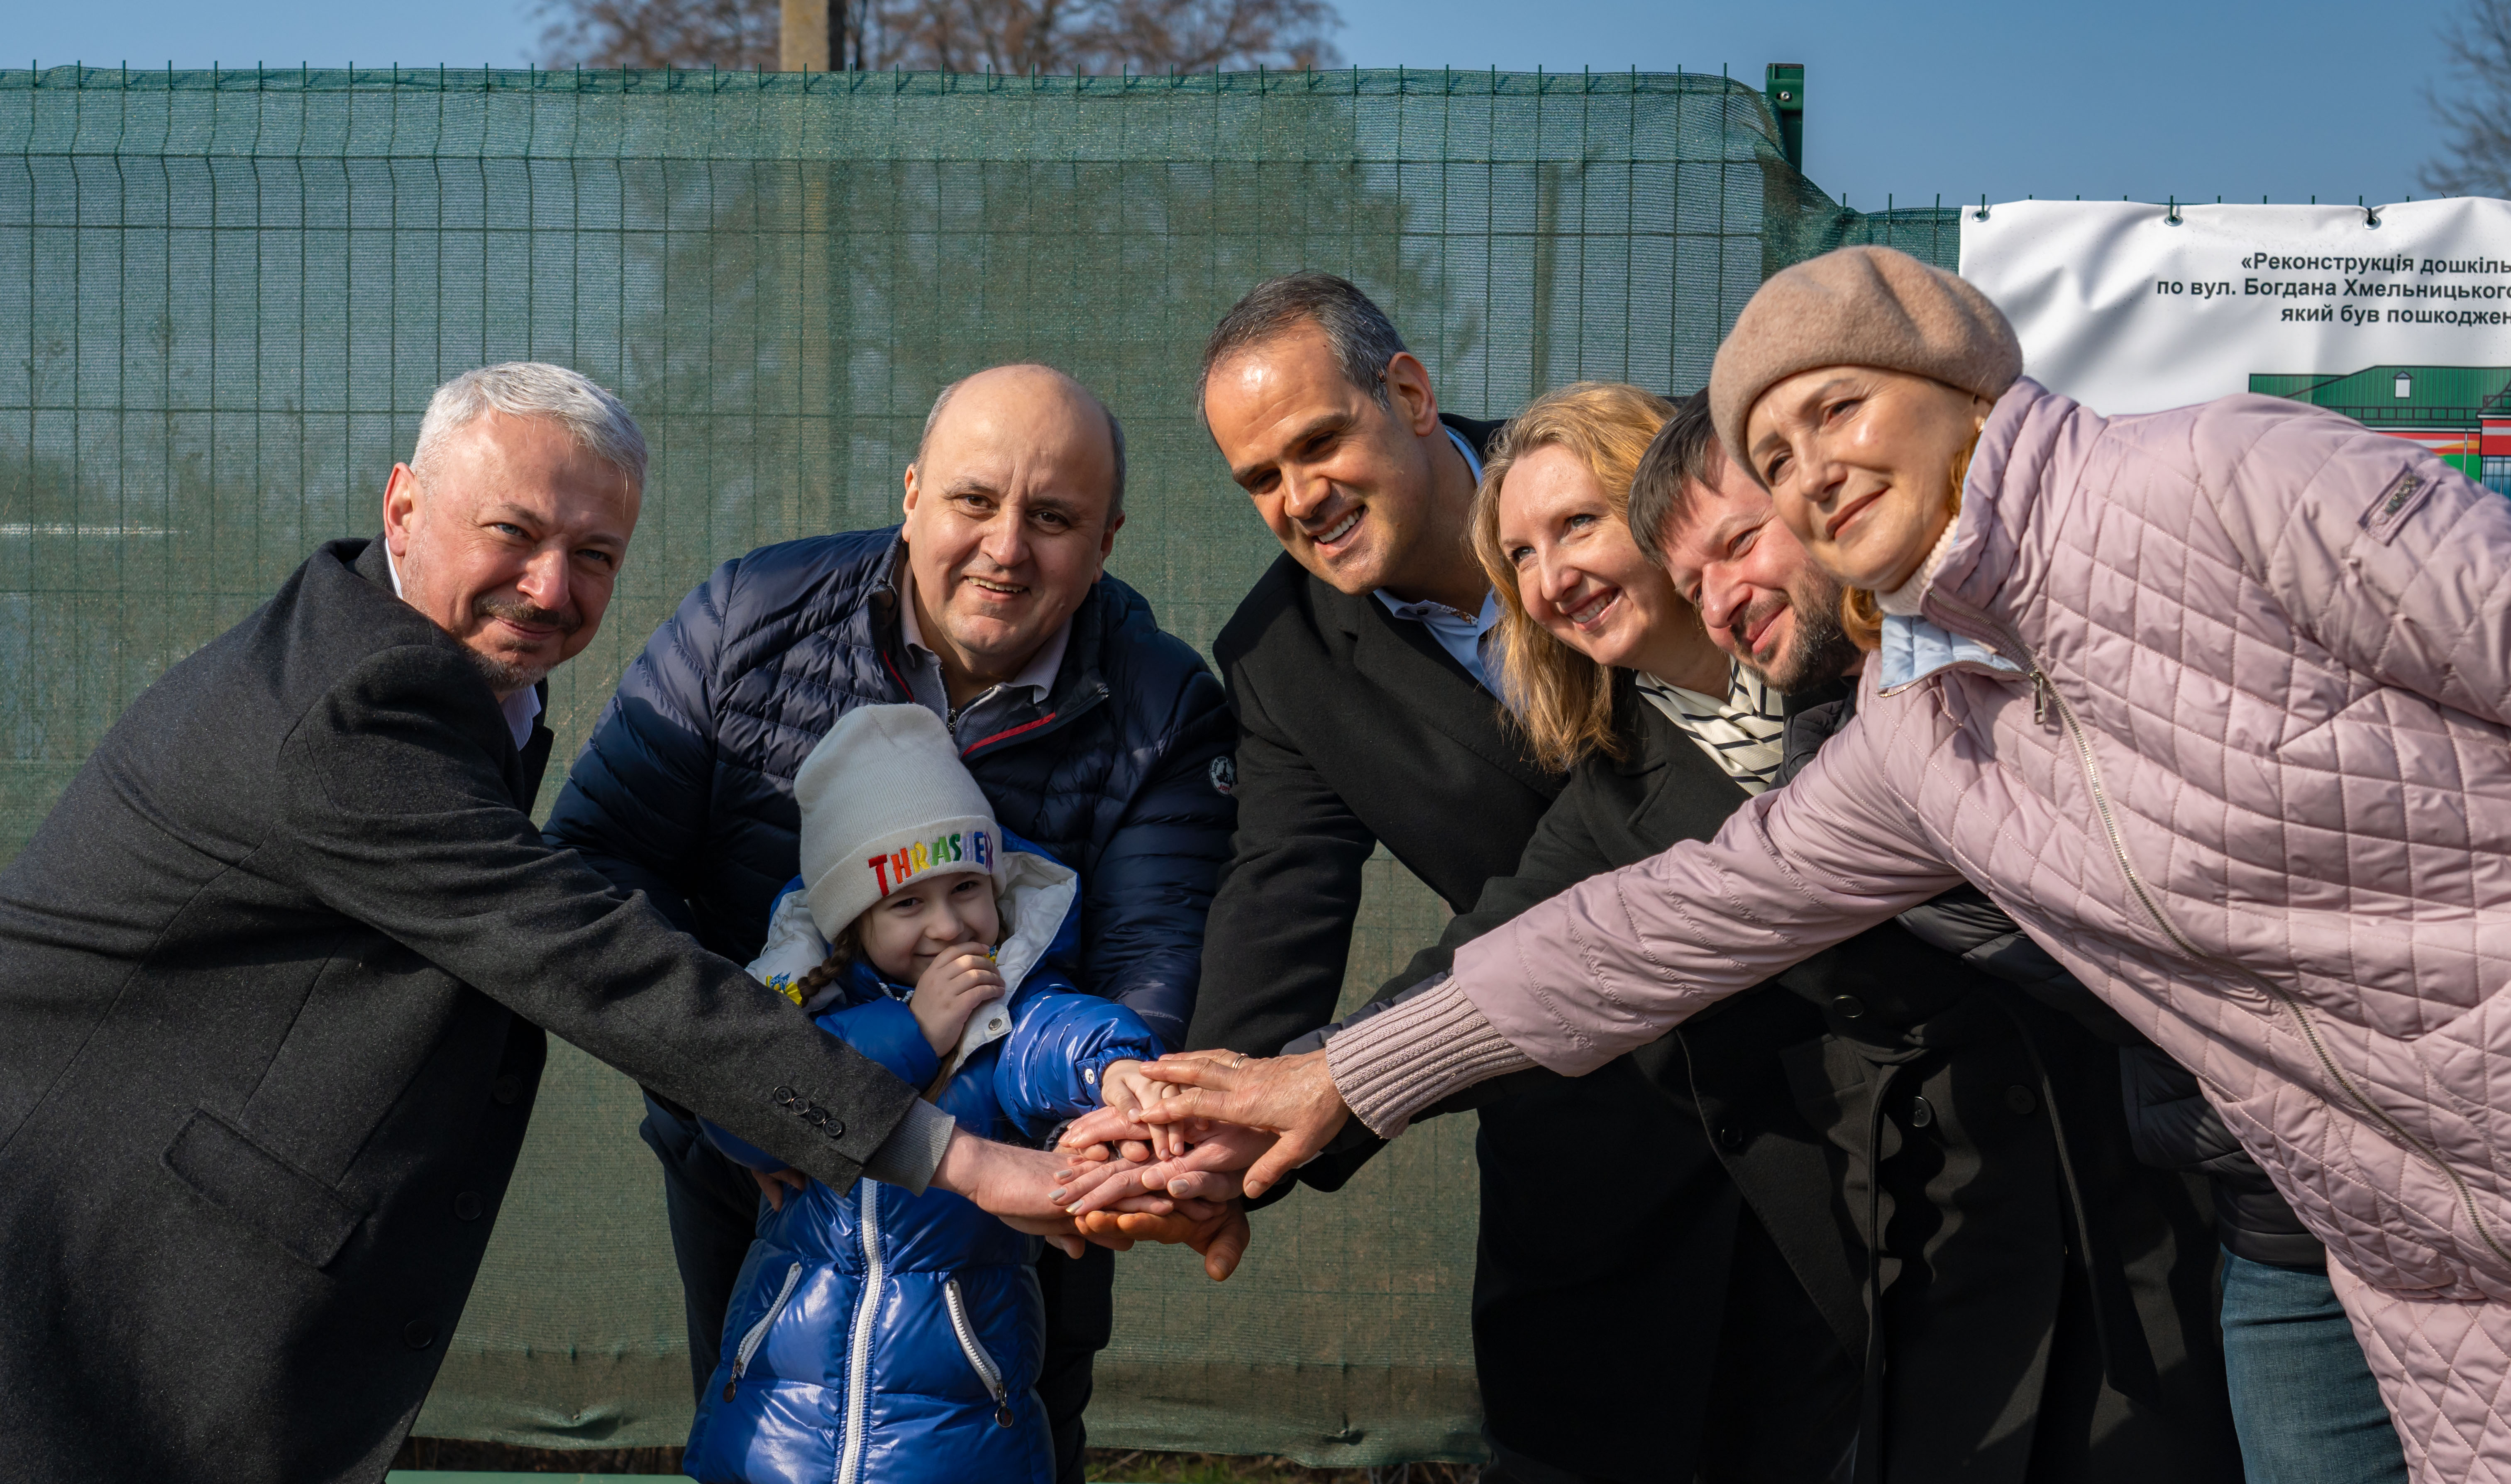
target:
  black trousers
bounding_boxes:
[1477,1206,1857,1484]
[1472,1062,1861,1483]
[639,1096,1109,1484]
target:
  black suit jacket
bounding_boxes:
[1190,413,1556,1058]
[0,538,921,1483]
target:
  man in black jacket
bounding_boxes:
[0,364,1086,1484]
[1187,277,1840,1482]
[541,363,1237,1482]
[1190,273,1538,1060]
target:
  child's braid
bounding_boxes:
[785,924,861,1006]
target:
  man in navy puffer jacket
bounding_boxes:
[541,366,1234,1484]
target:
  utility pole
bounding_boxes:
[782,0,831,71]
[1764,63,1804,173]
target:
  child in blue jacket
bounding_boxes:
[682,704,1168,1484]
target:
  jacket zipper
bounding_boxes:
[1956,605,2511,1269]
[943,1276,1016,1427]
[721,1261,805,1402]
[835,1184,884,1484]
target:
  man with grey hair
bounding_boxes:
[542,361,1236,1483]
[0,361,1113,1483]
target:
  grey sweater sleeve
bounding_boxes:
[1325,976,1535,1137]
[858,1098,957,1195]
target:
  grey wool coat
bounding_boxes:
[0,537,926,1483]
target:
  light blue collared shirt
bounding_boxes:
[1373,425,1500,689]
[1874,613,2023,696]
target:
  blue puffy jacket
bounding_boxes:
[684,839,1159,1484]
[542,526,1234,1047]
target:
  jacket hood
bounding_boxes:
[745,831,1080,1076]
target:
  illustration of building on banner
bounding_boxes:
[2251,366,2511,493]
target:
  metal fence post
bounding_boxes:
[1765,63,1803,171]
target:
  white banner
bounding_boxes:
[1958,198,2511,485]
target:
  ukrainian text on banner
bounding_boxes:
[1959,199,2511,488]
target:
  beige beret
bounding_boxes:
[1709,245,2021,471]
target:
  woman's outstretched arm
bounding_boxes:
[1439,693,1959,1083]
[1138,697,1962,1193]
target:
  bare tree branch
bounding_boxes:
[537,0,781,70]
[1082,0,1341,73]
[538,0,1341,75]
[2424,0,2511,196]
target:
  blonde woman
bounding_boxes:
[1471,382,1761,774]
[1378,381,1872,1481]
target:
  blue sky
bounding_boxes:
[17,0,2460,206]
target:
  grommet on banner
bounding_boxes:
[2361,196,2382,228]
[1973,193,1989,221]
[2166,196,2182,225]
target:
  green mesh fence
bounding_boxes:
[0,64,1940,1463]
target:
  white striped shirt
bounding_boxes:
[1635,662,1789,794]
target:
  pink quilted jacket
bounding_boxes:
[1445,378,2511,1479]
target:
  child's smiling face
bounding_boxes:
[856,868,1001,982]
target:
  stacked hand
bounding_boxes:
[1059,1072,1259,1271]
[1096,1059,1190,1160]
[1124,1047,1353,1199]
[746,1127,1199,1258]
[1041,1046,1358,1281]
[923,1102,1256,1274]
[1050,1108,1258,1280]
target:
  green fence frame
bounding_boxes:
[0,63,1944,1464]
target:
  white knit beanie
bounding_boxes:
[794,704,1003,938]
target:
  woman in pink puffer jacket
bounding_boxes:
[1140,247,2511,1481]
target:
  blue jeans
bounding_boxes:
[2219,1251,2409,1484]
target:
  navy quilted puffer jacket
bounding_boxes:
[542,527,1234,1047]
